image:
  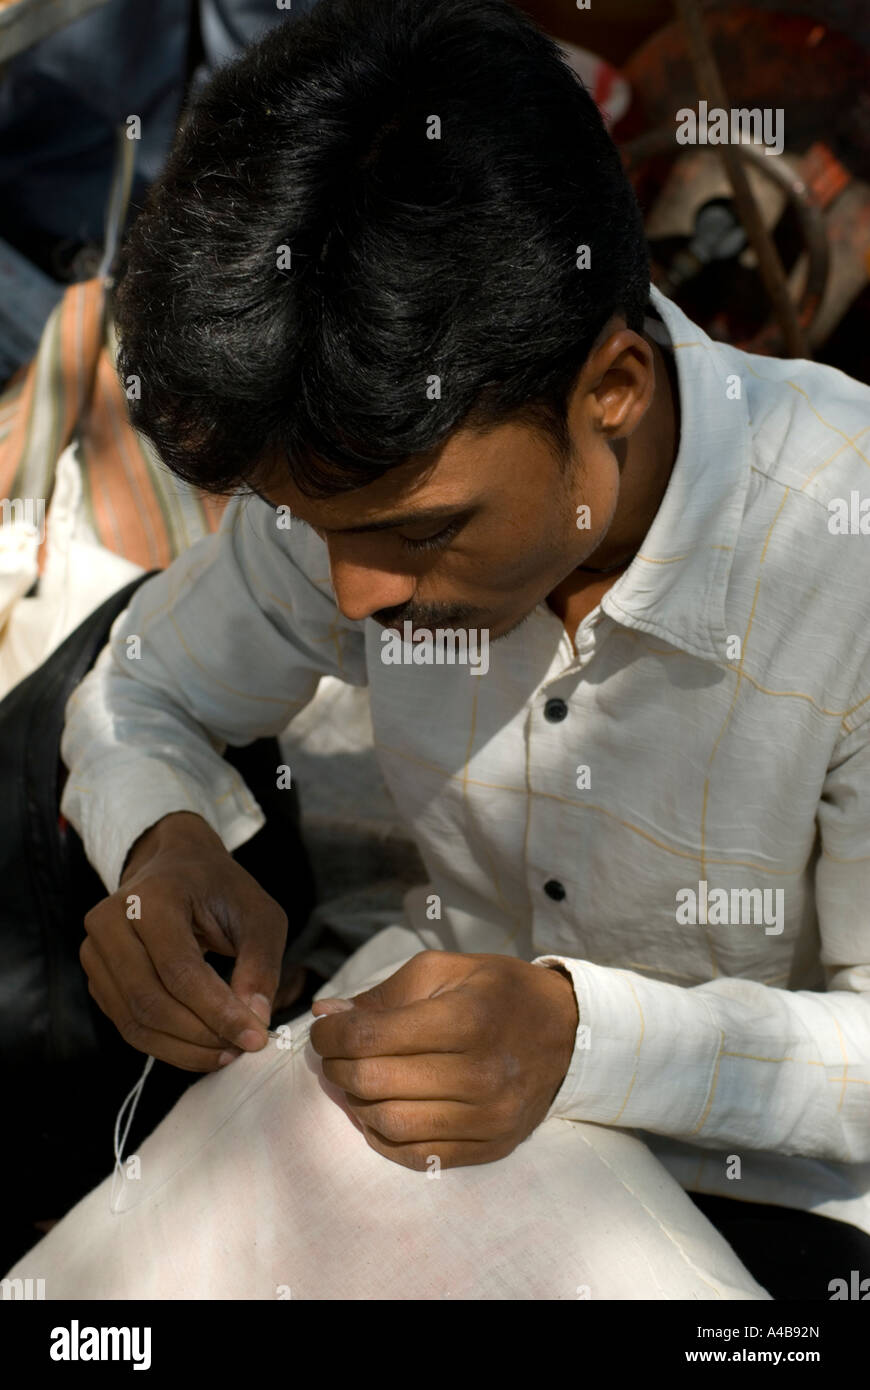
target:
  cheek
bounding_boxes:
[575,452,621,532]
[459,528,559,601]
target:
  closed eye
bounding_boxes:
[398,517,465,553]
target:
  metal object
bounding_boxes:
[618,5,870,360]
[621,131,832,351]
[673,0,807,356]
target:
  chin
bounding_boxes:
[488,605,538,643]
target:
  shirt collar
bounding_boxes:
[599,283,753,664]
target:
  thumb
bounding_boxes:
[311,979,392,1019]
[311,954,453,1020]
[311,997,355,1017]
[325,955,444,1015]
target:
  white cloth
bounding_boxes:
[59,283,870,1239]
[6,929,771,1300]
[0,443,143,698]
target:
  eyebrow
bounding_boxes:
[251,489,470,535]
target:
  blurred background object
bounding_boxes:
[519,0,870,377]
[0,0,321,383]
[552,36,632,133]
[0,0,110,65]
[614,2,870,370]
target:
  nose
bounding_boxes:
[327,543,416,623]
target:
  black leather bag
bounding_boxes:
[0,571,315,1242]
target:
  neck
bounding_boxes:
[579,336,680,574]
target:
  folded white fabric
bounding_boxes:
[5,928,771,1301]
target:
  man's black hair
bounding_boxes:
[112,0,650,499]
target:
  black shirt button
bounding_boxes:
[544,697,568,723]
[544,879,566,901]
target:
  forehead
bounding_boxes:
[257,416,554,524]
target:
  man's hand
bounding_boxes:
[310,950,579,1170]
[80,811,288,1071]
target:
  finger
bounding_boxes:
[344,1097,505,1144]
[136,918,271,1053]
[359,1130,519,1172]
[310,991,480,1060]
[228,902,287,1021]
[321,1053,485,1102]
[82,931,226,1049]
[339,951,459,1013]
[83,944,239,1071]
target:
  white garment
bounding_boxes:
[5,928,771,1300]
[0,443,144,698]
[59,283,870,1238]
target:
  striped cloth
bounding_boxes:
[0,276,227,576]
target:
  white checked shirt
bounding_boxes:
[62,284,870,1234]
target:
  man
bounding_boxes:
[10,0,870,1299]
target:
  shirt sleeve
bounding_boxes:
[533,711,870,1165]
[60,492,367,894]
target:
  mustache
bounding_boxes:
[373,600,482,628]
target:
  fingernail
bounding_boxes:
[218,1050,237,1067]
[238,1028,266,1051]
[313,998,354,1016]
[250,993,271,1025]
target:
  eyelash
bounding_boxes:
[258,493,464,554]
[399,519,464,554]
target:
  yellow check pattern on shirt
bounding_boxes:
[61,284,870,1235]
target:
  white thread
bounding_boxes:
[109,1054,155,1215]
[108,1022,315,1216]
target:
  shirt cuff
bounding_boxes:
[531,954,727,1133]
[532,955,596,1120]
[60,758,266,894]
